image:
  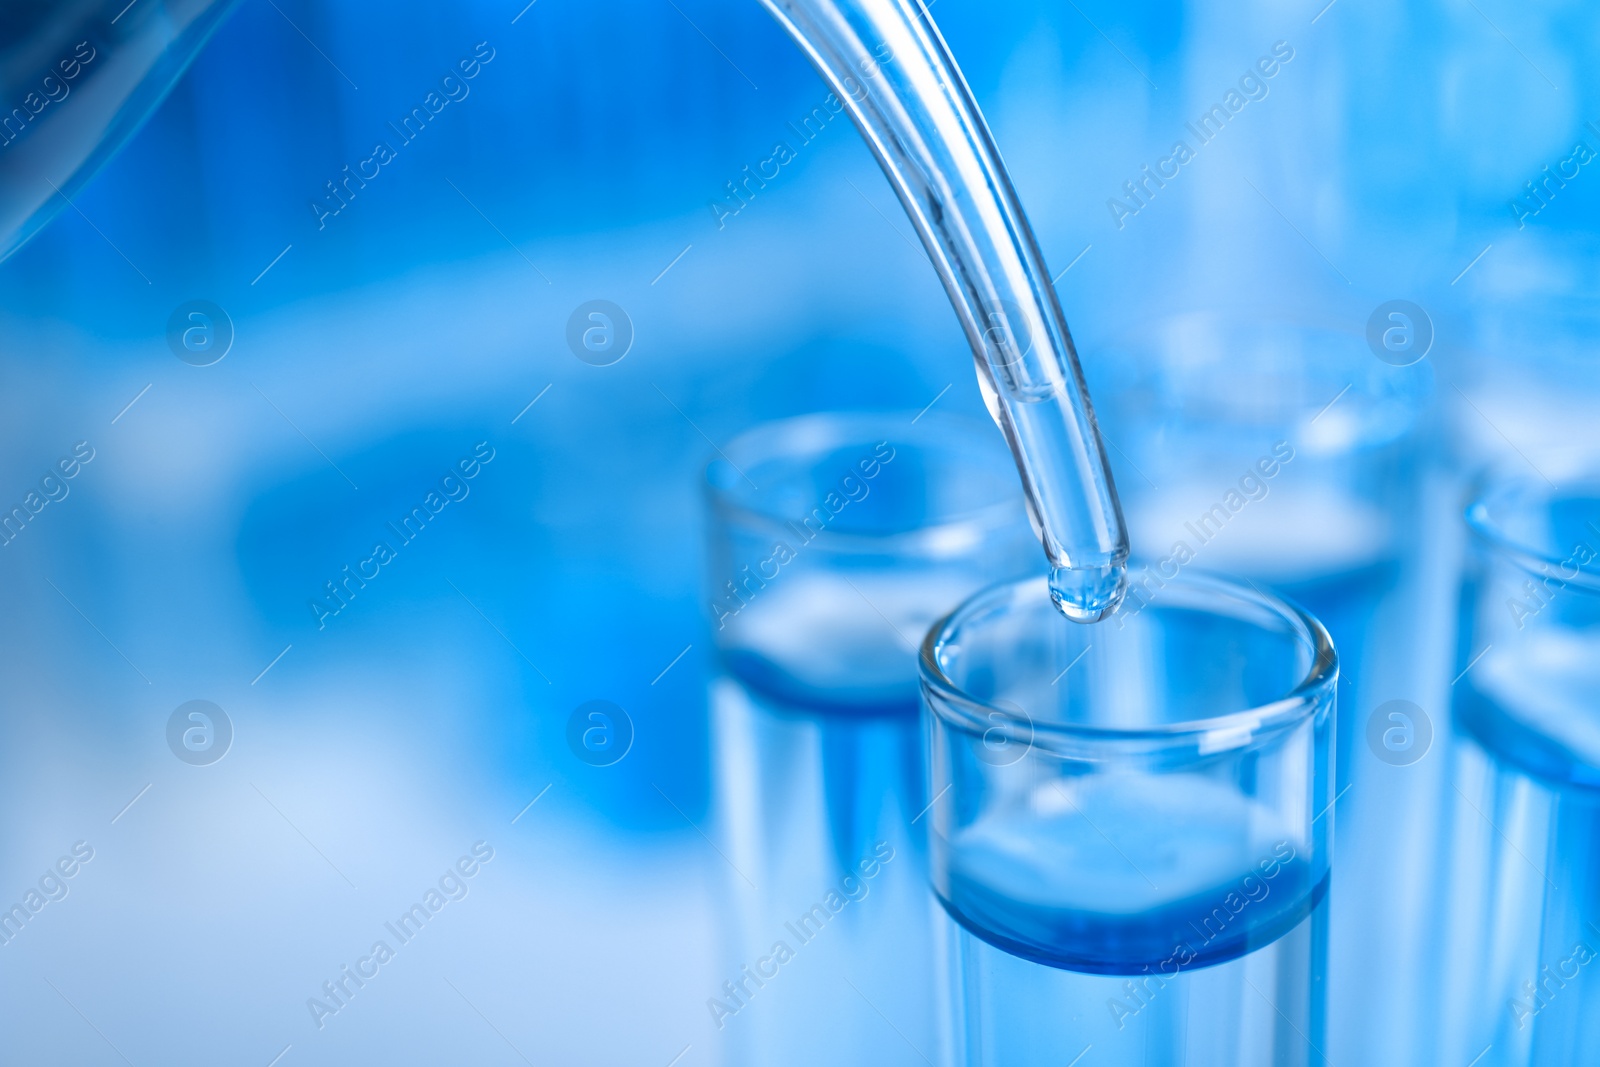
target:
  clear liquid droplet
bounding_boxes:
[1049,562,1127,624]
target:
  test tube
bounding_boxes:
[1090,312,1439,1065]
[1431,467,1600,1066]
[703,410,1036,1066]
[922,572,1337,1066]
[1090,312,1432,786]
[705,410,1036,712]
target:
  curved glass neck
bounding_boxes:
[758,0,1129,621]
[0,0,240,263]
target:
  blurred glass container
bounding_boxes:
[0,0,240,262]
[1087,310,1439,1067]
[1090,311,1433,784]
[703,410,1036,714]
[709,676,938,1067]
[1092,311,1430,605]
[1457,295,1600,475]
[1433,465,1600,1065]
[703,410,1033,1067]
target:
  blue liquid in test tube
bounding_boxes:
[923,575,1337,1067]
[942,774,1324,976]
[1431,471,1600,1066]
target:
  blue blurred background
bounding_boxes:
[0,0,1597,1063]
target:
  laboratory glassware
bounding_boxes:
[756,0,1129,621]
[1090,310,1440,1065]
[0,0,240,262]
[704,410,1035,1065]
[923,572,1337,1066]
[704,409,1036,713]
[1432,467,1600,1067]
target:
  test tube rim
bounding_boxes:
[1089,309,1433,449]
[703,408,1028,554]
[919,571,1337,752]
[1464,465,1600,597]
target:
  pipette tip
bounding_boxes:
[1048,561,1127,624]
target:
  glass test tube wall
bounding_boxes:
[702,411,1037,1066]
[922,573,1337,1067]
[1087,311,1444,1066]
[1432,469,1600,1067]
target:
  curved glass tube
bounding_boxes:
[0,0,240,263]
[758,0,1129,621]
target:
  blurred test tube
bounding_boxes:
[701,410,1036,1067]
[1087,310,1444,1067]
[1432,466,1600,1067]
